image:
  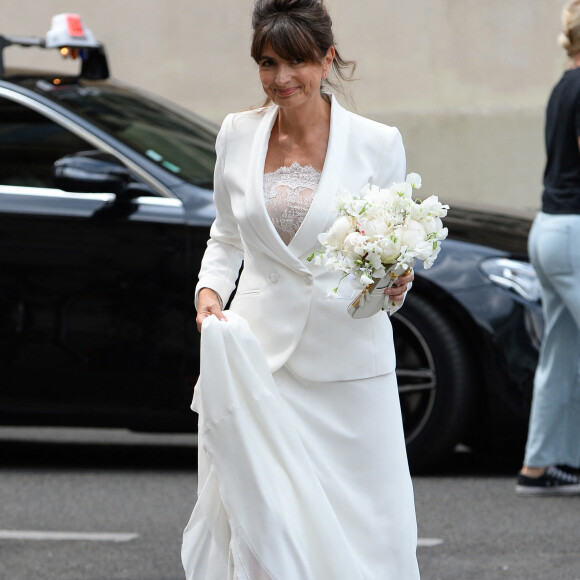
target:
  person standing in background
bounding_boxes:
[516,0,580,497]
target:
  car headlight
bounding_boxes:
[480,257,541,303]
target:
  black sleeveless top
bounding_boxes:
[542,67,580,214]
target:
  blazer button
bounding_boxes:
[304,274,313,285]
[268,272,279,283]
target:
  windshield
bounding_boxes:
[31,78,218,188]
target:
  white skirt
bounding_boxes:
[182,312,420,580]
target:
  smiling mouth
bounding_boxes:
[276,87,298,96]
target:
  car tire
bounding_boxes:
[391,293,476,473]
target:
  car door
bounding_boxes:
[0,92,191,425]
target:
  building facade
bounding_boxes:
[2,0,568,209]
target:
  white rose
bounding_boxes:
[322,215,355,248]
[401,220,426,249]
[359,217,390,239]
[343,231,369,256]
[378,235,401,263]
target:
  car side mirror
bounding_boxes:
[53,151,152,199]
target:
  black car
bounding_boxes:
[0,17,542,471]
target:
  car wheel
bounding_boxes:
[392,293,475,473]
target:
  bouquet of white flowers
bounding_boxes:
[307,173,449,317]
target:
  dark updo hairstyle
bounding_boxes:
[251,0,356,103]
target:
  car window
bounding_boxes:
[0,96,93,188]
[32,80,218,189]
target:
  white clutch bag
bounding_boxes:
[347,265,404,319]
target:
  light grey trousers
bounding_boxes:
[524,212,580,468]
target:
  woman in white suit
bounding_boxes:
[182,1,420,578]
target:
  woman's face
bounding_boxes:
[258,41,334,110]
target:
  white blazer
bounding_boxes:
[196,95,406,381]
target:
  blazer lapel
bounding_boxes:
[289,95,350,258]
[243,95,350,267]
[243,105,308,270]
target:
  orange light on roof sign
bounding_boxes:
[59,47,79,59]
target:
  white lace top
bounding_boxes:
[264,162,322,245]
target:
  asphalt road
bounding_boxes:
[0,428,578,580]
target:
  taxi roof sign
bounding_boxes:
[45,13,99,49]
[0,13,109,79]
